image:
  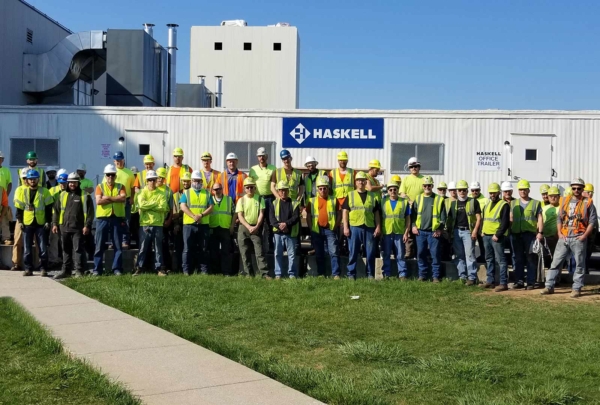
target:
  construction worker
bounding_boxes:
[236,177,269,278]
[0,151,12,245]
[167,147,192,194]
[343,171,382,280]
[200,152,220,191]
[45,167,58,188]
[110,151,135,249]
[52,173,94,279]
[510,179,544,289]
[49,170,67,198]
[412,175,447,282]
[583,183,597,272]
[250,147,277,254]
[48,171,68,269]
[583,183,594,199]
[271,149,304,202]
[221,152,247,203]
[0,176,7,269]
[303,156,327,200]
[469,181,488,263]
[134,155,155,192]
[391,174,402,185]
[539,184,551,207]
[501,181,515,204]
[437,181,452,261]
[76,164,94,195]
[14,170,54,277]
[366,160,383,196]
[209,182,234,275]
[171,171,191,273]
[564,187,573,197]
[94,164,127,276]
[542,186,561,269]
[381,181,411,279]
[448,180,482,285]
[10,168,29,271]
[20,151,45,186]
[179,171,214,275]
[306,176,341,278]
[481,183,511,291]
[437,182,448,198]
[331,151,354,255]
[542,178,597,298]
[400,157,424,258]
[270,181,301,279]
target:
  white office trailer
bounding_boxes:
[1,106,598,205]
[189,22,300,109]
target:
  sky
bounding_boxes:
[26,0,600,110]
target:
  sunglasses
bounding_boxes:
[388,188,398,191]
[106,174,116,177]
[245,186,255,189]
[318,187,328,190]
[457,189,467,192]
[423,184,433,188]
[213,188,222,191]
[572,187,583,191]
[147,179,157,182]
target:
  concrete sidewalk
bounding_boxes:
[0,271,324,405]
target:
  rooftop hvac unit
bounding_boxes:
[268,22,292,27]
[220,20,247,27]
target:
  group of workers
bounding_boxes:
[0,149,595,297]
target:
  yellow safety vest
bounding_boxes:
[276,168,302,200]
[49,185,64,198]
[449,198,477,231]
[482,200,507,235]
[273,199,300,237]
[331,168,354,199]
[183,189,210,225]
[511,199,540,234]
[201,169,220,191]
[19,167,45,186]
[304,170,328,199]
[382,197,408,235]
[347,190,376,227]
[166,164,190,189]
[96,183,126,218]
[58,190,88,225]
[14,187,53,225]
[309,196,336,232]
[415,194,444,230]
[209,196,233,229]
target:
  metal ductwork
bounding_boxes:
[167,24,178,107]
[23,31,106,96]
[143,23,155,37]
[215,76,223,107]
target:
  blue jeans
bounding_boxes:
[483,235,508,285]
[137,226,163,270]
[382,234,407,277]
[24,226,48,271]
[94,217,124,274]
[311,228,340,276]
[546,237,587,291]
[416,230,441,279]
[182,224,209,274]
[510,232,537,285]
[347,226,376,278]
[453,228,477,281]
[274,233,297,277]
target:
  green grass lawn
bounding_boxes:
[65,276,600,405]
[0,297,140,405]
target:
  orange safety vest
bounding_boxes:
[559,195,593,236]
[220,171,246,203]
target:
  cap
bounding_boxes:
[276,180,290,190]
[355,171,367,180]
[501,181,513,191]
[77,163,87,171]
[191,170,203,180]
[226,152,238,161]
[113,151,125,160]
[304,156,318,167]
[46,166,57,173]
[470,181,481,190]
[256,147,268,156]
[201,152,213,160]
[146,170,158,180]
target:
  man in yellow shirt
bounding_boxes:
[399,157,424,258]
[249,147,277,254]
[110,151,135,248]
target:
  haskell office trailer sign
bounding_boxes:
[282,118,384,149]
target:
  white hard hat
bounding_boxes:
[67,172,80,181]
[447,181,457,190]
[20,167,29,178]
[470,181,481,190]
[0,151,4,158]
[407,157,420,167]
[256,147,267,156]
[130,166,139,174]
[77,163,86,171]
[146,170,158,180]
[304,156,318,167]
[226,152,238,161]
[104,164,117,174]
[571,178,585,186]
[501,181,513,191]
[46,166,57,173]
[191,170,203,180]
[57,168,68,177]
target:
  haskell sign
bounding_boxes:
[475,151,502,171]
[282,118,384,149]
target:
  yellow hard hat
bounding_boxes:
[437,181,447,189]
[456,180,469,189]
[539,184,550,194]
[422,175,434,186]
[517,179,530,189]
[276,180,290,190]
[564,187,572,196]
[143,155,155,164]
[355,171,367,180]
[201,152,212,160]
[243,177,256,186]
[368,159,381,169]
[487,183,501,193]
[387,181,400,189]
[156,167,167,178]
[337,151,348,161]
[181,172,192,181]
[316,176,329,187]
[173,147,184,156]
[548,186,560,195]
[584,183,594,192]
[391,174,402,183]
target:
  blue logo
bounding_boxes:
[282,118,384,149]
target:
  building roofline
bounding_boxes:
[18,0,72,34]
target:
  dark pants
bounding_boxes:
[162,225,172,270]
[137,226,163,271]
[261,195,275,254]
[61,229,85,273]
[173,224,184,272]
[510,232,537,286]
[24,226,47,271]
[476,234,486,263]
[183,224,209,274]
[94,217,124,275]
[311,228,340,276]
[210,227,233,275]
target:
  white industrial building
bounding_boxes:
[189,22,300,109]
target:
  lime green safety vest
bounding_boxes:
[210,196,233,229]
[49,185,64,198]
[482,200,507,235]
[348,190,376,227]
[511,199,540,234]
[276,168,302,200]
[272,199,300,237]
[415,194,444,230]
[19,167,45,186]
[382,197,408,235]
[331,168,354,199]
[304,170,328,199]
[14,187,53,225]
[96,183,125,218]
[449,198,477,231]
[58,190,87,225]
[166,164,190,190]
[309,196,336,232]
[183,189,210,225]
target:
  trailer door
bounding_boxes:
[509,133,554,199]
[124,130,167,169]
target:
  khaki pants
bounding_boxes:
[12,219,23,268]
[1,209,11,241]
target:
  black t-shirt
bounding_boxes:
[454,199,481,229]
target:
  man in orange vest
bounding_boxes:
[200,152,220,192]
[220,152,247,204]
[541,178,597,298]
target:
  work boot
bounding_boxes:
[494,284,508,292]
[481,282,494,289]
[53,270,72,280]
[570,290,581,299]
[40,268,48,277]
[73,270,84,278]
[511,282,525,290]
[11,264,21,272]
[23,269,33,277]
[157,270,168,276]
[399,276,407,281]
[432,278,441,283]
[525,285,535,291]
[466,280,476,286]
[418,277,426,282]
[333,275,340,280]
[539,288,554,295]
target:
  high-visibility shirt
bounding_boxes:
[19,167,45,186]
[415,193,444,230]
[449,198,477,231]
[182,189,211,225]
[209,196,233,229]
[157,185,173,217]
[0,166,12,190]
[138,188,168,226]
[347,190,376,227]
[309,196,336,232]
[167,164,192,194]
[115,167,134,198]
[95,183,126,218]
[382,197,409,235]
[58,190,87,225]
[482,199,508,235]
[221,170,247,203]
[249,164,276,196]
[273,199,300,237]
[235,194,264,225]
[399,174,424,203]
[49,185,64,198]
[511,199,541,234]
[79,178,94,193]
[14,187,53,225]
[275,168,303,200]
[542,204,559,237]
[304,170,328,199]
[558,195,594,237]
[330,168,354,199]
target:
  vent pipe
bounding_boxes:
[215,76,223,107]
[143,23,154,37]
[167,23,179,107]
[198,75,206,107]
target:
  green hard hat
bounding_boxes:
[26,151,37,159]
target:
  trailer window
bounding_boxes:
[10,138,59,167]
[390,143,444,175]
[224,142,276,172]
